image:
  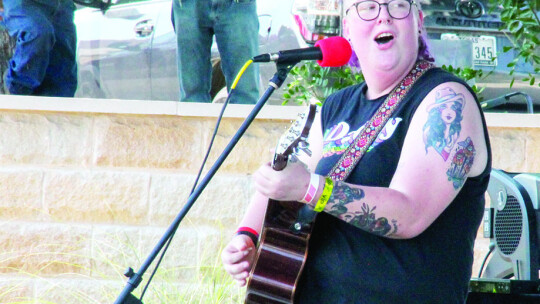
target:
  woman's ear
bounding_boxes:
[417,10,424,29]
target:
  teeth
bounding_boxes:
[376,33,393,39]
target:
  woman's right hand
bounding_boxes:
[221,234,257,287]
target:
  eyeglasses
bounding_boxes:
[346,0,415,21]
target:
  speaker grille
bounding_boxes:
[494,196,523,255]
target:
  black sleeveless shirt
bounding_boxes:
[295,68,492,303]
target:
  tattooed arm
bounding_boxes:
[255,82,488,239]
[311,82,488,238]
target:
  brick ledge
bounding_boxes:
[0,95,537,127]
[0,95,305,120]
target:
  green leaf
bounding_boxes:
[514,27,525,38]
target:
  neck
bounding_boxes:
[363,61,417,99]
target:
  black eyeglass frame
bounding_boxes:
[345,0,417,21]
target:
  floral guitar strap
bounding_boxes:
[329,60,435,181]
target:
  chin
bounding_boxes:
[372,56,401,71]
[359,47,416,73]
[379,52,418,71]
[378,60,399,70]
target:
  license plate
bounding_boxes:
[441,34,497,67]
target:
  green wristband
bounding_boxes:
[313,177,333,212]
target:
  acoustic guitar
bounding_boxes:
[245,104,318,304]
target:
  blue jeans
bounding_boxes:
[172,0,260,104]
[2,0,77,97]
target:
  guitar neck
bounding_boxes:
[272,154,289,171]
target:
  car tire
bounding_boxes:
[211,58,226,101]
[212,87,228,104]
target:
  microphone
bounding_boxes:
[252,36,352,67]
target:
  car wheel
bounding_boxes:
[212,87,228,103]
[211,58,226,101]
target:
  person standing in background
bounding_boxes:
[0,1,15,95]
[172,0,260,104]
[1,0,77,97]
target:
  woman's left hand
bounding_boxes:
[252,159,311,202]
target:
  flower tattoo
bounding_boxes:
[328,182,397,236]
[447,137,475,189]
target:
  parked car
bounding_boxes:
[291,0,539,112]
[420,0,538,112]
[75,0,538,111]
[74,0,309,104]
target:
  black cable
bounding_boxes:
[123,58,256,302]
[139,91,234,301]
[478,242,496,278]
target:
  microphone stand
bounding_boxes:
[113,61,298,304]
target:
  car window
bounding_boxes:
[75,0,152,9]
[113,0,153,5]
[419,0,496,11]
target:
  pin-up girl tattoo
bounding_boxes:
[423,87,465,161]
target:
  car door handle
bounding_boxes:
[134,19,154,37]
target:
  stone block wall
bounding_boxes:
[0,95,538,303]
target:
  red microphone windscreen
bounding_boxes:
[314,36,352,67]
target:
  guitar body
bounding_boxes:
[245,200,315,303]
[245,105,318,304]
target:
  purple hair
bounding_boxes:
[418,31,435,62]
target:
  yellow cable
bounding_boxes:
[231,59,253,90]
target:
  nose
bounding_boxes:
[377,18,392,25]
[377,4,393,25]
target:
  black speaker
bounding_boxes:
[467,290,540,304]
[467,170,540,303]
[483,169,540,280]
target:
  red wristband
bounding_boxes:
[236,227,259,246]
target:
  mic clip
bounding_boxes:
[268,61,298,89]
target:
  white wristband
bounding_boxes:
[300,173,320,204]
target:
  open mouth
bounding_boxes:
[375,33,394,44]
